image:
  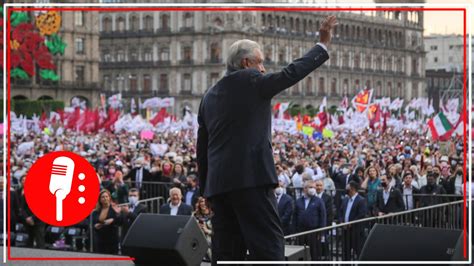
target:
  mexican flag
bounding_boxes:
[427,112,453,141]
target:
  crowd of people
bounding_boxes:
[6,125,467,259]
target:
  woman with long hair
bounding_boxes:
[194,197,213,261]
[92,189,120,254]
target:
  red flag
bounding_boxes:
[39,112,48,129]
[369,104,381,129]
[273,102,281,112]
[338,115,345,125]
[103,108,120,131]
[303,115,311,125]
[150,108,167,126]
[317,112,328,128]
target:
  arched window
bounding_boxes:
[102,17,111,32]
[130,15,139,31]
[116,17,125,32]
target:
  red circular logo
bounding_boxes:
[24,151,100,226]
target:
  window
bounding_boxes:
[210,73,219,85]
[144,15,153,31]
[117,49,125,61]
[129,48,138,61]
[184,13,193,28]
[143,74,151,92]
[144,48,152,61]
[318,77,325,95]
[278,48,285,63]
[159,74,168,91]
[117,17,125,31]
[75,66,85,82]
[102,17,111,32]
[331,78,337,95]
[305,77,312,95]
[365,54,371,69]
[129,74,137,92]
[116,74,124,91]
[75,11,83,26]
[354,53,360,69]
[103,75,111,90]
[448,56,453,62]
[161,14,170,30]
[160,47,169,61]
[412,58,418,74]
[434,57,438,63]
[210,42,220,61]
[330,51,338,67]
[430,45,438,50]
[130,15,139,31]
[449,45,454,50]
[342,52,349,67]
[182,73,192,92]
[183,46,192,61]
[75,38,84,55]
[103,50,111,62]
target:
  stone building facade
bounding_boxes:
[99,7,426,114]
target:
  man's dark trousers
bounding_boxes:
[210,185,285,264]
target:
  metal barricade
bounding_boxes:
[284,199,469,261]
[127,181,173,200]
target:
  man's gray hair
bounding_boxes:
[226,39,261,73]
[304,180,315,188]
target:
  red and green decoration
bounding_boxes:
[8,10,66,81]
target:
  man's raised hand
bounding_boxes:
[319,15,338,47]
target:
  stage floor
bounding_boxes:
[1,247,212,265]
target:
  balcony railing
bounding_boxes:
[205,58,222,64]
[179,59,194,65]
[156,27,171,34]
[179,27,194,33]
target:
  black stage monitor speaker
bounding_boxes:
[359,224,464,261]
[122,214,208,265]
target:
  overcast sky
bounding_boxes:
[319,0,472,36]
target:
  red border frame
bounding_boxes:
[5,6,468,261]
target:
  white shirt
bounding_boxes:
[170,202,180,216]
[276,193,282,204]
[402,185,414,210]
[312,167,324,181]
[136,167,143,188]
[383,188,391,205]
[344,193,358,223]
[454,175,463,195]
[304,196,312,210]
[315,192,324,199]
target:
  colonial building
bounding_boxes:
[99,7,426,114]
[10,4,101,108]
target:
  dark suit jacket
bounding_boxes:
[120,203,147,239]
[293,196,327,232]
[184,188,200,210]
[277,193,294,234]
[320,193,334,224]
[125,167,153,185]
[374,187,405,214]
[197,44,329,197]
[160,203,193,216]
[339,194,368,223]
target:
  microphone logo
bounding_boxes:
[49,157,75,222]
[24,151,100,226]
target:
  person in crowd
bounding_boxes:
[339,181,368,260]
[419,173,447,207]
[397,172,420,210]
[119,188,147,241]
[293,180,327,260]
[361,166,381,216]
[315,180,334,225]
[160,187,193,216]
[276,165,291,193]
[275,183,294,236]
[125,158,153,197]
[184,174,200,209]
[194,197,213,261]
[92,190,120,254]
[292,164,306,199]
[106,170,129,204]
[172,162,187,187]
[16,175,45,248]
[374,175,405,216]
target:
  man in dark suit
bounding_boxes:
[275,185,293,236]
[293,180,327,260]
[196,16,337,263]
[124,158,153,197]
[339,181,368,260]
[120,188,147,241]
[160,187,193,216]
[375,175,405,216]
[184,174,200,210]
[396,172,420,210]
[315,179,334,258]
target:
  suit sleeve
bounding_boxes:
[252,44,329,99]
[395,189,405,212]
[196,98,208,196]
[326,196,334,224]
[281,198,294,225]
[356,198,368,220]
[319,199,327,228]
